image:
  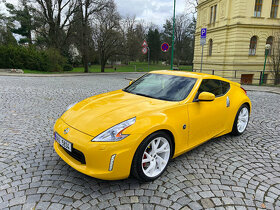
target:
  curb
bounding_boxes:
[243,85,280,95]
[246,89,280,95]
[0,72,145,78]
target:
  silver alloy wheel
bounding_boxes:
[141,137,170,178]
[237,107,249,133]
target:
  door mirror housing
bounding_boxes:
[129,80,135,85]
[198,92,215,101]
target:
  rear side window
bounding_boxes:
[197,79,230,98]
[221,81,230,94]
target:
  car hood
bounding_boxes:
[61,90,174,137]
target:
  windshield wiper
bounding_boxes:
[133,92,151,98]
[124,90,172,101]
[122,89,131,93]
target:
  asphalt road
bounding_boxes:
[0,74,280,210]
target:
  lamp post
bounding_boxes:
[170,0,176,70]
[261,44,271,85]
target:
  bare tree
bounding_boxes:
[92,1,123,72]
[120,15,136,64]
[74,0,109,72]
[33,0,78,50]
[162,14,195,65]
[269,37,280,85]
[120,16,146,64]
[185,0,198,15]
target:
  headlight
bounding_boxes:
[61,102,78,117]
[66,102,78,111]
[92,117,136,142]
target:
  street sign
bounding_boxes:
[142,40,148,47]
[200,28,207,72]
[161,43,169,52]
[142,47,148,54]
[201,28,207,38]
[200,38,206,46]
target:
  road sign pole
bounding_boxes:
[200,28,207,73]
[147,47,150,72]
[171,0,176,70]
[200,45,204,73]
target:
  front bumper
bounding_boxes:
[53,118,143,180]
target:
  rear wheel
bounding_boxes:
[131,131,172,182]
[231,104,249,136]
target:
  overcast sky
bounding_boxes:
[1,0,191,26]
[115,0,188,26]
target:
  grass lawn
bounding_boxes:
[24,62,193,74]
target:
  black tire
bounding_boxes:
[131,131,172,182]
[231,104,250,136]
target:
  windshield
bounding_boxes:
[123,73,197,101]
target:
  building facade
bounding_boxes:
[193,0,280,84]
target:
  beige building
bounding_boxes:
[193,0,280,84]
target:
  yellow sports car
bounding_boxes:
[53,70,251,181]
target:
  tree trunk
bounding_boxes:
[83,55,89,73]
[100,51,107,72]
[83,39,89,73]
[275,73,280,85]
[101,62,105,72]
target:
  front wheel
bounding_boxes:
[231,104,250,136]
[131,131,172,182]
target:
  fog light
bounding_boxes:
[109,154,116,171]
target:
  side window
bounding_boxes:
[197,79,230,98]
[221,81,230,94]
[197,79,223,97]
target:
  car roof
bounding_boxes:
[150,70,238,84]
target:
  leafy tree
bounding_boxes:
[0,27,17,46]
[0,11,17,46]
[5,1,35,45]
[147,28,161,64]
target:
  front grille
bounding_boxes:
[62,147,86,164]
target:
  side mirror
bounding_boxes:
[198,92,215,101]
[129,80,134,85]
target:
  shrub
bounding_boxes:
[0,45,68,72]
[63,64,73,71]
[43,48,66,72]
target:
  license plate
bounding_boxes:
[55,133,72,152]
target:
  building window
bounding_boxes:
[210,5,217,24]
[266,36,274,55]
[209,39,213,56]
[271,0,279,18]
[249,36,257,55]
[254,0,263,17]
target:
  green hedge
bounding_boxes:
[0,45,72,72]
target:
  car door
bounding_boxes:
[187,79,231,149]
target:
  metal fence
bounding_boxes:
[191,69,277,85]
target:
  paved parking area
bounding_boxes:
[0,74,280,210]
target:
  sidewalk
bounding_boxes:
[243,85,280,95]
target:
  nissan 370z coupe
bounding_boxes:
[53,70,251,181]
